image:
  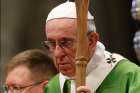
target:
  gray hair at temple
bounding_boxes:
[46,1,96,32]
[88,19,96,32]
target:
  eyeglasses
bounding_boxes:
[4,81,43,93]
[42,38,76,52]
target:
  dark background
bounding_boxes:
[1,0,139,92]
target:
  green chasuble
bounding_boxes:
[96,59,140,93]
[44,74,61,93]
[44,59,140,93]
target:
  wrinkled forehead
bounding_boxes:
[46,18,77,28]
[46,18,77,38]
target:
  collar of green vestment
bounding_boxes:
[44,74,61,93]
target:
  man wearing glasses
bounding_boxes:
[4,49,58,93]
[43,1,140,93]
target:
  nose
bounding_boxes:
[53,45,65,58]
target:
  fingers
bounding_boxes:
[76,86,91,93]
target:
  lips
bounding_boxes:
[59,63,69,68]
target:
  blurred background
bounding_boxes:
[1,0,139,92]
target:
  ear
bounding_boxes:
[88,32,99,58]
[88,32,99,48]
[41,80,48,88]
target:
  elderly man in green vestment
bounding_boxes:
[43,1,140,93]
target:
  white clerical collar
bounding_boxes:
[59,73,75,93]
[59,73,66,93]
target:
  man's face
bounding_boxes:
[46,19,78,77]
[5,65,43,93]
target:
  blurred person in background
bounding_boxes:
[131,0,140,64]
[4,49,58,93]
